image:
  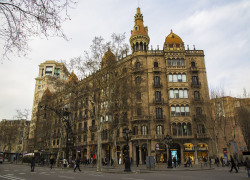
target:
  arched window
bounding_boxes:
[137,107,142,116]
[91,133,95,141]
[176,106,180,116]
[136,92,141,100]
[180,105,185,116]
[133,126,138,135]
[182,73,186,82]
[182,123,187,136]
[173,73,177,82]
[185,106,190,116]
[176,58,180,66]
[180,59,185,66]
[179,89,184,98]
[136,62,140,68]
[154,62,158,67]
[177,123,182,136]
[141,126,148,135]
[156,125,163,135]
[140,42,143,51]
[135,76,141,84]
[172,123,177,136]
[187,122,192,136]
[167,59,172,66]
[178,73,182,82]
[169,89,174,98]
[191,61,196,67]
[171,106,175,116]
[168,74,173,82]
[184,89,188,98]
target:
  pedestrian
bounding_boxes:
[177,158,181,167]
[74,158,81,172]
[188,157,192,167]
[50,155,54,169]
[31,157,35,172]
[173,157,177,168]
[220,156,224,167]
[215,157,219,167]
[244,157,250,177]
[63,158,68,168]
[203,157,207,167]
[130,157,133,166]
[229,155,238,173]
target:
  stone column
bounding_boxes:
[195,145,198,164]
[180,145,184,164]
[139,145,142,164]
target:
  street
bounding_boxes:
[0,163,248,180]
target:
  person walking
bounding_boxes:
[173,157,177,168]
[220,156,224,167]
[229,155,238,173]
[31,157,35,172]
[74,158,81,172]
[244,157,250,177]
[50,155,54,170]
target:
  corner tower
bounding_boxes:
[129,7,150,53]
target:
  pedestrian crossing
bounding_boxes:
[0,174,26,180]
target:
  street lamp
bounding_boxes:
[122,127,132,172]
[164,134,173,168]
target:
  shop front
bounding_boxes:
[155,143,167,163]
[197,143,208,160]
[183,143,195,163]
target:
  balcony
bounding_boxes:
[132,116,150,123]
[153,98,164,104]
[192,97,204,104]
[196,133,209,139]
[191,82,201,88]
[154,134,165,140]
[89,125,97,131]
[152,67,161,73]
[190,66,199,73]
[131,135,150,141]
[132,67,144,73]
[153,83,163,88]
[154,115,166,122]
[172,135,194,139]
[193,114,206,122]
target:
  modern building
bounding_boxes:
[29,61,69,151]
[32,8,215,165]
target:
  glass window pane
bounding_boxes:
[169,74,173,82]
[182,74,186,82]
[178,74,182,82]
[179,89,184,98]
[184,89,188,98]
[173,74,177,82]
[170,90,174,98]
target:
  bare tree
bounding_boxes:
[0,0,77,60]
[14,109,30,120]
[235,101,250,151]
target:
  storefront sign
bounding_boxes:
[155,143,160,150]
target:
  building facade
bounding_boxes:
[29,61,69,151]
[211,96,250,161]
[32,8,215,165]
[0,119,30,161]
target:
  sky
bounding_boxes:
[0,0,250,120]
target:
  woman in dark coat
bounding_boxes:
[229,155,238,173]
[31,157,35,172]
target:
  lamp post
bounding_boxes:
[164,134,173,168]
[122,127,132,172]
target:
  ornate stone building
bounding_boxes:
[211,96,249,161]
[0,119,30,161]
[32,8,215,165]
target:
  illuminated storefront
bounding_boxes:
[183,143,195,163]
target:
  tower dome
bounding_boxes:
[129,7,150,53]
[165,29,184,47]
[101,48,116,68]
